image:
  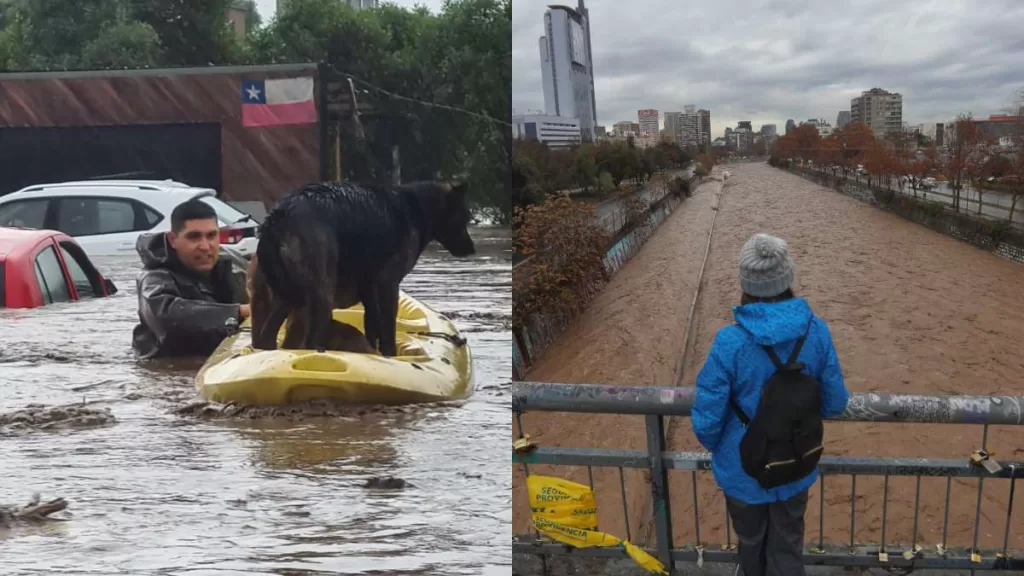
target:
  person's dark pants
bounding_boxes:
[726,490,808,576]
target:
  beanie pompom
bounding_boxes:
[753,234,784,259]
[739,233,795,298]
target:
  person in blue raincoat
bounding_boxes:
[692,233,850,576]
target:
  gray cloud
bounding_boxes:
[512,0,1024,136]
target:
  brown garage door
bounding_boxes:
[0,122,221,196]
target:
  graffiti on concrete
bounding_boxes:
[515,193,687,377]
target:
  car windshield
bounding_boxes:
[197,194,251,226]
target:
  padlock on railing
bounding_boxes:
[970,449,1004,475]
[513,434,537,455]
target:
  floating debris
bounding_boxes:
[173,399,467,420]
[0,404,115,433]
[363,476,411,490]
[0,494,69,528]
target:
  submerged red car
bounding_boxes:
[0,227,117,309]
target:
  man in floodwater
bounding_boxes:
[691,233,849,576]
[132,199,250,360]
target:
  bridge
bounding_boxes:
[511,164,1024,574]
[513,382,1022,574]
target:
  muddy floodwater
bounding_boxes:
[0,228,512,575]
[514,164,1024,554]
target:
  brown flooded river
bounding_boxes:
[514,164,1024,554]
[0,228,512,575]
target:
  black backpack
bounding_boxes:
[729,325,825,489]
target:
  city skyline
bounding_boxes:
[512,1,1024,138]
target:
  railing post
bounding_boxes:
[646,414,674,573]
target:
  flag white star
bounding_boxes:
[246,85,262,101]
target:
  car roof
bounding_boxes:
[0,226,65,258]
[4,180,214,201]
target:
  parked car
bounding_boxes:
[0,180,259,258]
[0,227,118,309]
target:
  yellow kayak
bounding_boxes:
[195,292,474,406]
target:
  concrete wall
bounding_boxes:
[512,175,701,380]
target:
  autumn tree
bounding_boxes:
[968,141,998,216]
[1004,88,1024,224]
[886,128,916,191]
[790,123,822,164]
[908,146,938,197]
[833,122,876,178]
[512,195,608,328]
[942,116,982,213]
[773,124,821,166]
[863,141,892,189]
[817,137,843,176]
[773,132,797,161]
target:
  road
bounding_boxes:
[513,163,1024,555]
[828,171,1023,229]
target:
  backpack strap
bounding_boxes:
[760,345,786,370]
[729,318,815,425]
[763,318,814,369]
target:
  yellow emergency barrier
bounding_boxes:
[526,475,669,575]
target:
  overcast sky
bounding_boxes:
[512,0,1024,137]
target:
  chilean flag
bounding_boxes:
[241,77,318,127]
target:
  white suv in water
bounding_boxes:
[0,179,259,258]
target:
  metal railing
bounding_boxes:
[512,382,1024,573]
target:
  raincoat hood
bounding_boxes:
[136,233,175,271]
[131,234,249,361]
[732,297,814,346]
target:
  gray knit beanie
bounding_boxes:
[738,234,795,298]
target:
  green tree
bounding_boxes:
[432,0,511,221]
[640,149,656,182]
[572,143,598,192]
[0,0,162,70]
[0,0,514,220]
[129,0,239,66]
[251,0,456,199]
[9,0,123,69]
[598,171,615,195]
[0,9,32,70]
[80,21,162,69]
[512,142,545,207]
